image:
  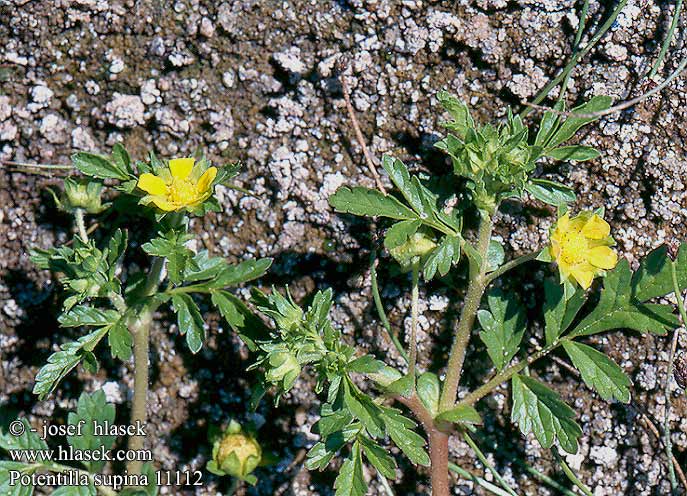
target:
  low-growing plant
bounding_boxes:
[1,149,271,494]
[247,92,687,495]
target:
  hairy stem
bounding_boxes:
[126,312,151,478]
[459,343,559,407]
[552,447,593,496]
[557,0,590,103]
[75,208,88,242]
[439,214,494,412]
[409,263,420,378]
[484,251,539,286]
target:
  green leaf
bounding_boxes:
[329,186,418,220]
[525,179,576,206]
[142,231,194,285]
[108,318,133,361]
[562,341,631,403]
[384,374,415,398]
[33,327,109,399]
[511,374,581,454]
[486,239,505,271]
[106,229,127,277]
[0,460,36,496]
[58,306,120,327]
[546,96,612,149]
[478,289,526,370]
[631,243,687,302]
[112,143,132,173]
[360,436,397,479]
[334,441,367,496]
[437,90,474,139]
[0,419,48,451]
[67,390,116,472]
[171,294,205,353]
[381,408,430,466]
[211,290,268,351]
[53,486,97,496]
[384,220,422,251]
[435,404,482,425]
[423,234,462,281]
[543,280,586,346]
[72,152,130,180]
[382,156,428,216]
[534,103,562,147]
[569,259,679,338]
[546,145,600,162]
[417,372,441,417]
[343,381,385,438]
[209,258,273,288]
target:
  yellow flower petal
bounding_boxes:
[581,214,610,240]
[570,264,595,290]
[169,158,195,180]
[151,196,177,212]
[587,246,618,269]
[196,166,217,193]
[138,173,167,196]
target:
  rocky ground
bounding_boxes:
[1,0,686,495]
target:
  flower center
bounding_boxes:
[559,231,588,265]
[168,178,196,205]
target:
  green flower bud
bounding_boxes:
[389,231,437,271]
[53,177,109,214]
[265,350,300,390]
[208,421,262,483]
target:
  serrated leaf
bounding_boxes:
[382,155,427,216]
[344,380,385,438]
[525,179,576,206]
[334,441,367,496]
[546,96,612,149]
[423,235,461,281]
[546,145,600,162]
[478,289,526,371]
[384,220,422,251]
[562,341,631,403]
[112,143,131,173]
[58,306,120,327]
[543,280,586,345]
[436,404,482,425]
[534,103,562,147]
[209,258,273,288]
[384,374,415,398]
[108,318,132,361]
[511,374,581,454]
[72,152,130,180]
[437,90,474,139]
[171,294,205,353]
[33,327,109,399]
[211,290,268,351]
[305,441,337,471]
[569,259,679,338]
[0,419,47,451]
[360,436,397,479]
[381,408,430,466]
[329,186,418,220]
[631,243,687,302]
[0,460,36,496]
[67,390,116,472]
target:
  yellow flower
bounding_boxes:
[137,157,217,212]
[548,211,618,289]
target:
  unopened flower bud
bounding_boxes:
[60,177,109,214]
[388,230,437,271]
[266,350,300,390]
[208,420,262,483]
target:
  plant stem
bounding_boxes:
[557,0,590,104]
[484,252,539,286]
[126,312,151,478]
[513,459,578,496]
[439,214,494,412]
[463,432,519,496]
[370,250,409,363]
[648,0,684,78]
[75,208,88,242]
[409,263,420,378]
[448,463,515,496]
[521,0,628,117]
[458,343,559,407]
[552,447,593,496]
[666,260,685,494]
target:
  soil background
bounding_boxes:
[1,0,686,495]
